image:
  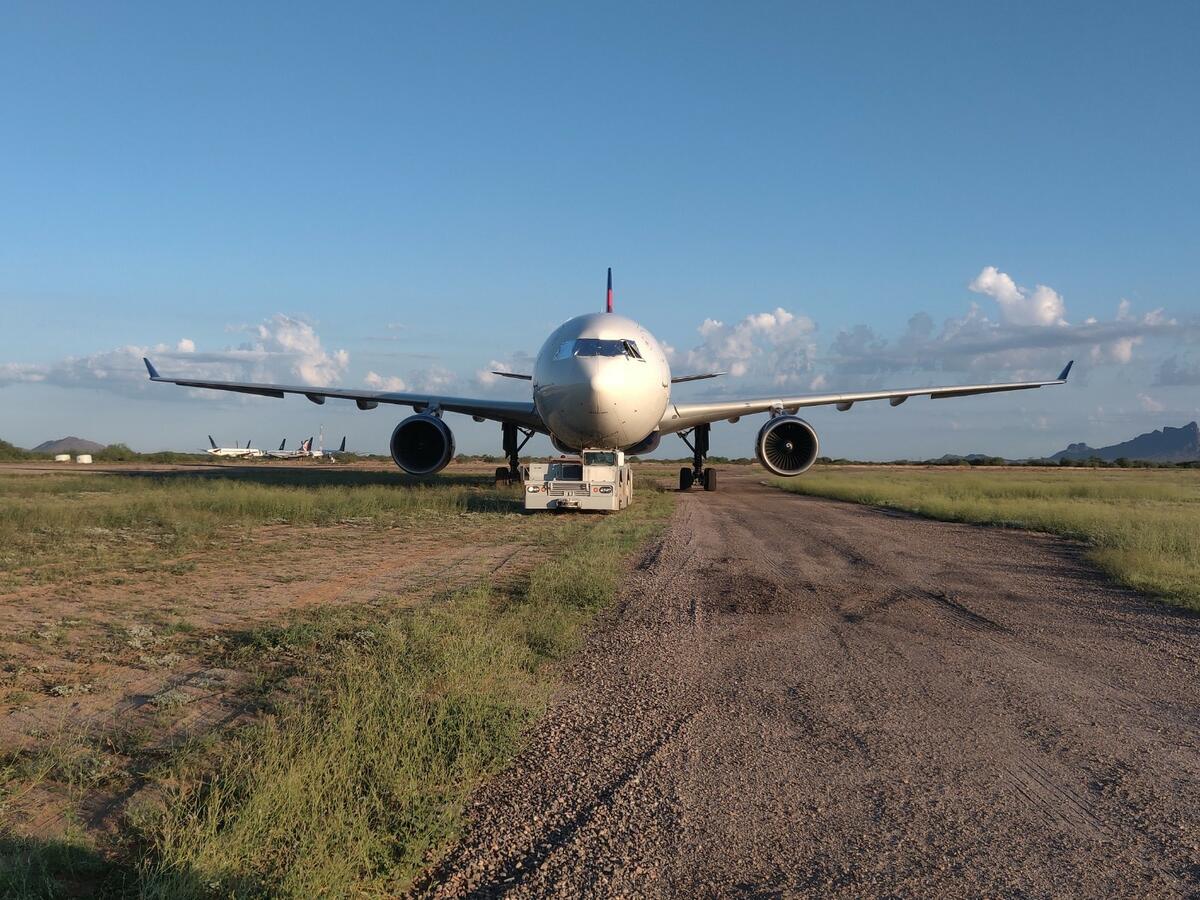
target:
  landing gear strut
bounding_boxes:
[678,423,717,492]
[496,422,534,486]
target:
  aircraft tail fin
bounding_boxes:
[338,436,346,452]
[606,267,613,313]
[278,439,286,451]
[208,435,217,449]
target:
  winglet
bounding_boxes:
[143,357,160,379]
[1057,360,1074,382]
[606,267,613,313]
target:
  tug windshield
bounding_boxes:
[547,461,584,480]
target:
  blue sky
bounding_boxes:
[2,2,1198,459]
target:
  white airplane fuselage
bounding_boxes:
[532,312,671,452]
[207,447,263,458]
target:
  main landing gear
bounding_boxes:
[678,423,717,492]
[495,422,534,486]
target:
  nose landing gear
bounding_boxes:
[496,422,535,486]
[678,423,717,492]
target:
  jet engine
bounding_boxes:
[755,415,819,476]
[390,414,455,475]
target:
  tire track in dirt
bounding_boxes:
[423,471,1200,898]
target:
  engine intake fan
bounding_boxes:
[390,414,455,475]
[756,416,819,476]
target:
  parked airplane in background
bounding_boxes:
[265,437,313,459]
[310,436,348,460]
[153,271,1071,492]
[206,436,264,459]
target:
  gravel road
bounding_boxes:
[422,472,1200,898]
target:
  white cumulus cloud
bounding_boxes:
[249,315,348,386]
[683,307,817,386]
[364,371,407,392]
[476,360,515,387]
[1138,393,1166,413]
[969,266,1067,327]
[0,314,349,397]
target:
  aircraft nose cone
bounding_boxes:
[587,370,620,409]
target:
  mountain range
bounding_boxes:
[1049,421,1200,464]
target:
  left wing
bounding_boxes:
[661,362,1073,434]
[143,359,545,431]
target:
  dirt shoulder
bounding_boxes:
[0,463,554,846]
[425,471,1200,897]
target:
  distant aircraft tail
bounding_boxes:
[208,435,217,449]
[302,437,313,453]
[338,436,346,453]
[278,439,286,451]
[606,267,613,313]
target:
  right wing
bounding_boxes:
[662,362,1073,433]
[144,359,545,431]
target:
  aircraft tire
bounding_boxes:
[703,468,718,492]
[679,468,693,491]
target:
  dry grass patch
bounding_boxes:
[773,466,1200,610]
[134,490,673,897]
[0,471,514,588]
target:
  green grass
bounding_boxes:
[127,489,673,897]
[0,472,513,586]
[773,466,1200,610]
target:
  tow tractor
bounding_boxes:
[524,450,633,512]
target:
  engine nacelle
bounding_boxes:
[390,414,455,475]
[756,415,819,476]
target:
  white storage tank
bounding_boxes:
[75,454,93,464]
[54,454,71,462]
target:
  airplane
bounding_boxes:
[265,437,314,459]
[149,270,1072,492]
[310,436,348,460]
[206,436,264,459]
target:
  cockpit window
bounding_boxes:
[553,339,645,360]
